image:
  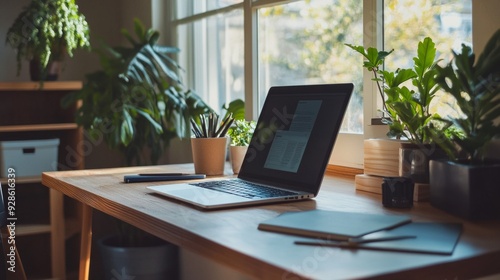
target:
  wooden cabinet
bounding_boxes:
[0,81,83,279]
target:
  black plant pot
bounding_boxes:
[400,143,446,184]
[430,159,500,220]
[98,235,179,280]
[29,59,60,81]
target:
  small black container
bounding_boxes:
[382,177,414,208]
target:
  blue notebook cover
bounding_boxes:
[258,210,411,240]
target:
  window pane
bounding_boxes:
[176,0,243,20]
[177,9,244,112]
[258,0,364,133]
[384,0,472,119]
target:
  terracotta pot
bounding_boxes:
[229,145,248,174]
[191,137,228,176]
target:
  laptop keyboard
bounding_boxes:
[190,179,299,199]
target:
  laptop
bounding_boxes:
[148,83,353,209]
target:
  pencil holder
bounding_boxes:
[191,137,228,176]
[382,177,414,208]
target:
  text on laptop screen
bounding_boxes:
[263,100,322,173]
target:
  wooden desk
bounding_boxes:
[42,164,500,280]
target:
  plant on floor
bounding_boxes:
[63,18,211,165]
[431,29,500,164]
[346,37,442,144]
[5,0,91,79]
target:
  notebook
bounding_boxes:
[343,222,463,255]
[258,210,411,240]
[147,83,353,209]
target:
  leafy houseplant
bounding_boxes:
[227,119,256,147]
[347,37,445,183]
[5,0,91,81]
[346,37,441,144]
[63,19,211,165]
[227,119,256,174]
[429,29,500,220]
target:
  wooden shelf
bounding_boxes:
[0,176,41,184]
[16,220,79,237]
[0,81,83,279]
[17,224,52,236]
[0,123,78,133]
[0,81,82,91]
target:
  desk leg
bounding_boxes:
[79,204,93,280]
[49,189,65,279]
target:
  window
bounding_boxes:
[258,1,363,133]
[170,0,472,168]
[175,2,245,112]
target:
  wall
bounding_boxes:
[472,0,500,55]
[473,0,500,160]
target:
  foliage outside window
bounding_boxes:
[384,0,472,122]
[258,0,363,133]
[173,0,472,140]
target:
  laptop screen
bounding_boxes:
[238,83,353,195]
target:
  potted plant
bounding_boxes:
[429,29,500,220]
[62,19,210,277]
[218,98,254,174]
[5,0,91,81]
[346,37,446,184]
[227,119,256,174]
[63,18,211,166]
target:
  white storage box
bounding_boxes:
[0,138,60,178]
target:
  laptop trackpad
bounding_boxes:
[149,184,253,206]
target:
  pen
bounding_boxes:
[190,119,203,138]
[124,173,206,183]
[215,113,233,137]
[295,235,416,248]
[218,118,234,137]
[137,173,185,176]
[200,114,208,137]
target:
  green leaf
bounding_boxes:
[390,68,416,87]
[413,37,436,78]
[136,109,163,134]
[121,110,134,146]
[222,99,245,120]
[345,43,393,70]
[133,18,146,41]
[344,43,368,59]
